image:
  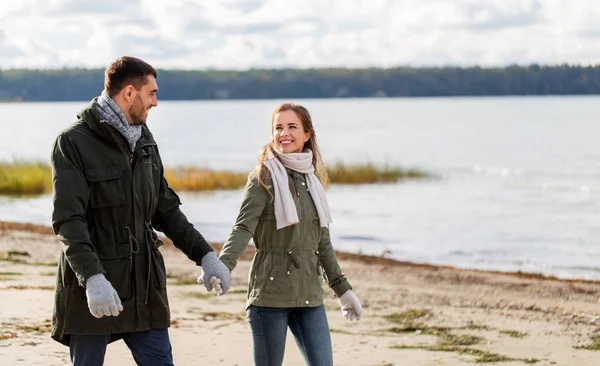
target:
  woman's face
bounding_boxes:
[272,110,311,154]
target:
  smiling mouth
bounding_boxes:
[279,140,293,145]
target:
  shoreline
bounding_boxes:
[1,220,597,285]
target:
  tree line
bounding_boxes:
[0,64,599,101]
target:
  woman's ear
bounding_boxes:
[304,131,311,142]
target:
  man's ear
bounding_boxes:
[123,85,136,102]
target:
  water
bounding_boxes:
[1,96,599,280]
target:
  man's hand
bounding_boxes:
[85,274,123,318]
[197,252,232,295]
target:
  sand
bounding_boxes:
[1,221,600,365]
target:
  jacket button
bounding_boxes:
[297,192,300,196]
[269,277,274,281]
[305,300,310,304]
[288,250,292,254]
[316,250,319,254]
[301,182,305,186]
[286,271,290,275]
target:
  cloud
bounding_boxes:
[6,0,139,16]
[451,0,545,31]
[1,0,600,69]
[0,30,24,60]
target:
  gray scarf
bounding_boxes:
[96,91,142,151]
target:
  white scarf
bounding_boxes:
[263,148,332,230]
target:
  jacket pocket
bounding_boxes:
[261,260,283,294]
[85,165,126,208]
[100,257,132,299]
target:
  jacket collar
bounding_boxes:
[77,97,156,150]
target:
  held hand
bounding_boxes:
[338,290,363,321]
[197,252,231,295]
[85,274,123,318]
[197,272,224,295]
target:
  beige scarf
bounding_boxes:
[264,148,332,230]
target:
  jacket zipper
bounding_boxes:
[105,125,142,329]
[105,126,135,269]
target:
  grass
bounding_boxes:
[574,335,600,351]
[385,323,481,346]
[7,285,55,290]
[0,161,433,196]
[384,311,538,364]
[171,279,198,286]
[0,332,18,340]
[184,291,214,299]
[392,344,539,363]
[17,320,52,333]
[194,311,246,321]
[0,271,21,281]
[0,250,31,264]
[0,161,52,196]
[164,167,248,191]
[384,308,432,324]
[330,328,355,335]
[500,330,529,339]
[0,272,22,276]
[328,162,432,184]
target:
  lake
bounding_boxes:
[1,96,599,279]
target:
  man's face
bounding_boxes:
[129,75,158,125]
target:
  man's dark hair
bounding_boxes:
[104,56,157,97]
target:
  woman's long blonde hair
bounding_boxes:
[254,103,329,194]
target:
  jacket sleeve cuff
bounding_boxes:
[195,245,215,266]
[76,262,105,287]
[218,256,237,272]
[331,280,352,298]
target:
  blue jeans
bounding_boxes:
[246,305,333,366]
[69,329,174,366]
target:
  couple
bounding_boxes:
[50,56,363,366]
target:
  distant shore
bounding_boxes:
[3,64,600,102]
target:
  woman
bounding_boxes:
[210,103,363,366]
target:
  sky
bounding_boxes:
[0,0,599,70]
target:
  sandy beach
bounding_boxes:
[1,221,600,365]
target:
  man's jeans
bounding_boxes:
[69,329,174,366]
[246,305,333,366]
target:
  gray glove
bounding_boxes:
[86,273,123,318]
[197,252,232,294]
[338,290,363,321]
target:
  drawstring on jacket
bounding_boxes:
[286,250,301,275]
[126,222,164,305]
[144,221,163,304]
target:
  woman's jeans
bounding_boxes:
[246,305,333,366]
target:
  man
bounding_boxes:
[50,56,231,365]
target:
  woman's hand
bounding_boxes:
[338,290,363,321]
